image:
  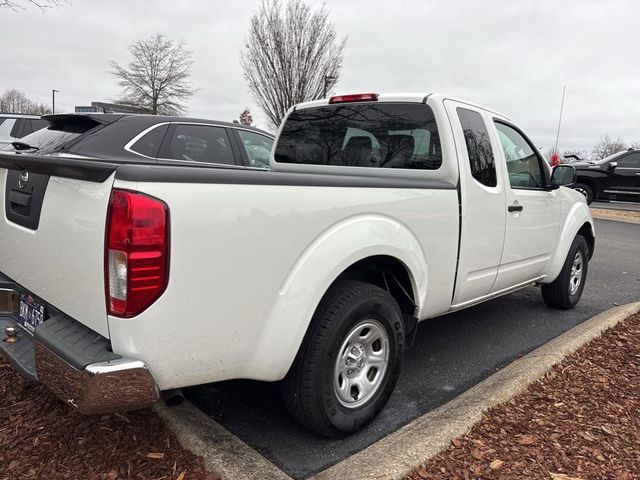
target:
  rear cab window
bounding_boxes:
[274,103,442,170]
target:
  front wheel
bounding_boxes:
[542,235,589,309]
[282,280,405,438]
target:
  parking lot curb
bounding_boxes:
[154,400,293,480]
[310,300,640,480]
[591,208,640,224]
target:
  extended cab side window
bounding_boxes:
[494,122,545,189]
[160,124,235,165]
[236,129,274,168]
[457,108,496,187]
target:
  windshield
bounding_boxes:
[275,103,442,170]
[1,117,100,155]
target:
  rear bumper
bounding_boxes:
[0,276,158,414]
[34,343,158,414]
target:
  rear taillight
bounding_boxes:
[105,189,169,318]
[328,93,379,104]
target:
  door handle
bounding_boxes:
[508,204,523,212]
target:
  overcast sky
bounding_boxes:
[2,0,639,152]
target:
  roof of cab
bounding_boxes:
[293,92,511,121]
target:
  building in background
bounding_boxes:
[74,102,149,114]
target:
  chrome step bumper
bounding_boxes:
[0,280,158,414]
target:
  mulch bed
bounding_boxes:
[0,358,218,479]
[408,312,640,480]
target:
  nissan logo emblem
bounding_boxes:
[18,170,29,189]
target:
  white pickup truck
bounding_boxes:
[0,93,594,437]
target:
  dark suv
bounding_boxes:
[0,113,49,150]
[572,149,640,204]
[2,113,274,169]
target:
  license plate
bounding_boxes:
[18,293,46,333]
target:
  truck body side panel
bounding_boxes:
[108,180,459,389]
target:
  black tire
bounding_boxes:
[572,183,593,205]
[542,235,589,309]
[282,280,405,438]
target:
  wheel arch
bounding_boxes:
[248,214,427,381]
[333,255,417,317]
[577,221,595,260]
[543,200,595,282]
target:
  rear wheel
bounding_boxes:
[542,235,589,309]
[572,183,594,205]
[282,280,404,438]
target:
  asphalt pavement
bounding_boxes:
[592,200,640,212]
[185,218,640,479]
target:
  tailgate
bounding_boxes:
[0,155,116,338]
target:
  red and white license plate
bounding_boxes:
[18,293,46,333]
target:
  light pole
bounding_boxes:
[52,89,59,114]
[323,75,337,98]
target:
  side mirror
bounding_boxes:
[549,165,577,189]
[608,161,618,170]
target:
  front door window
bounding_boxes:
[495,122,545,189]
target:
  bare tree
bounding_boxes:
[0,89,30,113]
[591,134,627,160]
[0,89,52,114]
[110,34,194,115]
[239,108,253,126]
[29,102,53,115]
[628,141,640,150]
[241,0,346,130]
[0,0,65,10]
